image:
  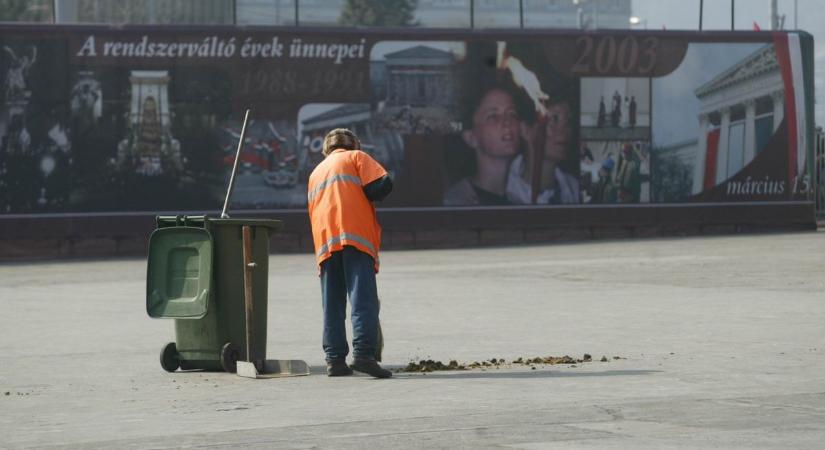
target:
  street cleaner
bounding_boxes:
[307,128,393,378]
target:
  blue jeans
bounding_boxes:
[320,246,380,362]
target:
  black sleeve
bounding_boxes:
[363,175,393,202]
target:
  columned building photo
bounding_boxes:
[383,45,455,108]
[691,45,784,193]
[373,44,458,134]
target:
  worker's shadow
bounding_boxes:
[385,368,661,380]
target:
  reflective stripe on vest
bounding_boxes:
[317,232,376,257]
[307,174,362,202]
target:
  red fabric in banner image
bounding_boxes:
[772,33,797,184]
[223,150,270,171]
[704,128,720,190]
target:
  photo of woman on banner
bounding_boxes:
[505,96,580,205]
[442,41,580,206]
[498,41,580,205]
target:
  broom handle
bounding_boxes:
[221,109,251,219]
[242,225,255,363]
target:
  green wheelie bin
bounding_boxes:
[146,215,282,372]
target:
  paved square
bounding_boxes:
[1,231,824,448]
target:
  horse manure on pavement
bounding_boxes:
[395,353,621,373]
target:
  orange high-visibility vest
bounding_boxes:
[307,149,387,272]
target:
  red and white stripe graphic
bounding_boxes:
[773,32,807,187]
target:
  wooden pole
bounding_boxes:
[242,226,256,367]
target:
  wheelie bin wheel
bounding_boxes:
[220,342,239,373]
[160,342,180,372]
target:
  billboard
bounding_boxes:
[0,26,815,214]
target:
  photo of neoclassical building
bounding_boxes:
[691,45,784,193]
[370,43,461,135]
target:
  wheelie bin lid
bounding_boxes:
[156,215,283,231]
[146,226,213,319]
[207,218,283,230]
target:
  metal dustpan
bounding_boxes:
[224,110,308,379]
[236,225,309,378]
[237,359,310,379]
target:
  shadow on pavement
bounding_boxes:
[389,369,660,380]
[308,365,660,379]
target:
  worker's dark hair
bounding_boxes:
[322,128,361,156]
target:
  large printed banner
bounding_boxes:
[0,26,814,213]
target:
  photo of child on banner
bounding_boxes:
[442,41,580,206]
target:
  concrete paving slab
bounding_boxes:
[1,231,824,448]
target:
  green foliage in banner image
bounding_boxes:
[651,149,693,203]
[0,1,51,22]
[339,0,418,27]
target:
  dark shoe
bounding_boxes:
[327,360,353,377]
[350,358,392,379]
